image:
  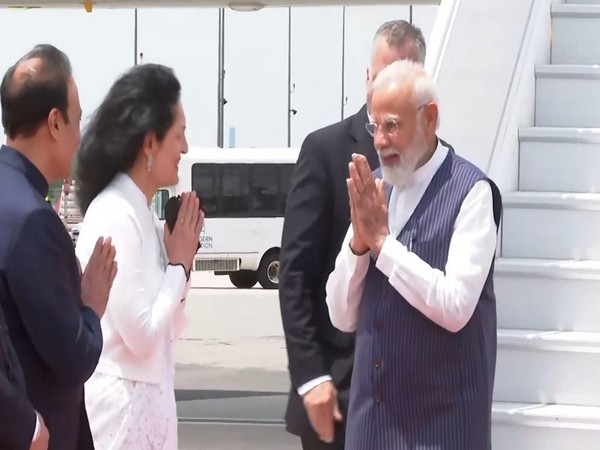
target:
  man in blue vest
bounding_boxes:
[279,20,427,450]
[326,59,502,449]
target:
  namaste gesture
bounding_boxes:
[347,153,389,257]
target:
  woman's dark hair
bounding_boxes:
[75,63,181,214]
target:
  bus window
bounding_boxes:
[250,164,278,216]
[221,165,250,216]
[279,164,295,215]
[152,189,170,220]
[191,162,296,218]
[192,164,220,216]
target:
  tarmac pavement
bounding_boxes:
[174,272,301,449]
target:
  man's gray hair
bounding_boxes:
[373,20,426,64]
[373,59,439,128]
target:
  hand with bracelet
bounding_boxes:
[163,191,204,279]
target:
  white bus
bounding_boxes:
[152,147,300,289]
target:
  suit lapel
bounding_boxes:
[349,105,379,170]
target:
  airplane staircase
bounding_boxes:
[491,0,600,447]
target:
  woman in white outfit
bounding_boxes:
[73,64,203,450]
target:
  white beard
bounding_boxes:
[380,154,418,190]
[378,129,427,190]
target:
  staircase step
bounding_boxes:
[495,258,600,331]
[495,329,600,407]
[502,192,600,260]
[519,127,600,192]
[492,402,600,450]
[552,4,600,65]
[535,65,600,127]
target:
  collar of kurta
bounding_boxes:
[111,172,152,214]
[0,144,49,198]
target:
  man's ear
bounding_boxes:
[424,102,439,133]
[48,108,61,139]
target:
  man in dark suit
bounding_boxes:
[0,44,117,450]
[0,302,49,450]
[279,21,427,449]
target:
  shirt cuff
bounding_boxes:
[346,241,371,274]
[375,234,408,278]
[164,264,189,302]
[297,375,332,396]
[31,412,40,443]
[168,262,190,281]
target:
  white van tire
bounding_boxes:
[258,251,279,290]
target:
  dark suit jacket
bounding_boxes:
[0,303,36,450]
[0,145,103,450]
[279,105,379,438]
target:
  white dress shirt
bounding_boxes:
[75,173,189,384]
[325,140,497,334]
[31,413,40,443]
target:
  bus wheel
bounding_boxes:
[229,270,258,289]
[258,251,279,290]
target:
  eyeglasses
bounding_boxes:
[365,104,428,137]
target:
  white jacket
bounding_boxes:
[76,173,189,384]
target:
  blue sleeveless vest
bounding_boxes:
[346,142,499,450]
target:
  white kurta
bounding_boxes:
[76,173,190,450]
